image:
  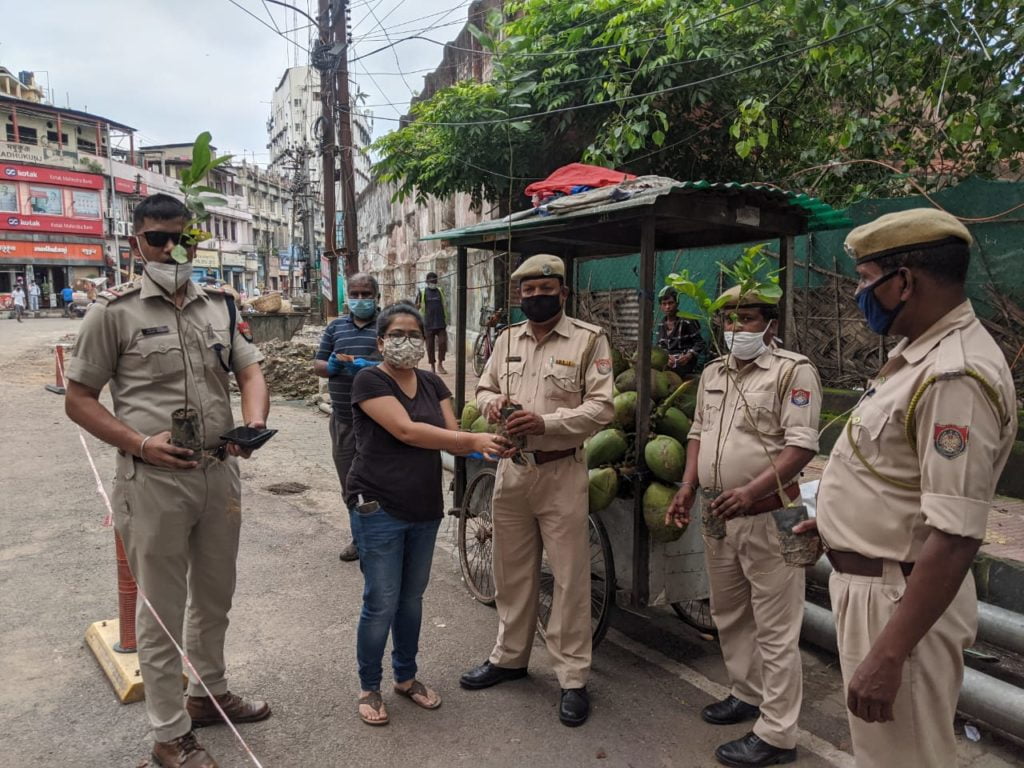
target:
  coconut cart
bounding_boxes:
[425,181,847,647]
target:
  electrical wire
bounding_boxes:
[224,0,311,52]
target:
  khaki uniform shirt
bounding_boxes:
[476,313,614,451]
[66,275,264,450]
[817,301,1016,561]
[688,347,822,491]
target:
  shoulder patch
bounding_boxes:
[790,388,811,407]
[594,357,612,375]
[933,423,969,459]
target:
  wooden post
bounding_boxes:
[454,245,468,509]
[779,235,796,344]
[632,215,656,608]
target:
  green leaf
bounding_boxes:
[192,132,212,176]
[170,245,190,264]
[652,130,665,146]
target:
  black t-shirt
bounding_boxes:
[346,367,452,522]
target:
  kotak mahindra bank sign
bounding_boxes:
[0,162,104,236]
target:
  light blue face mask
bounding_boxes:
[349,298,376,319]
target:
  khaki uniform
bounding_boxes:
[476,313,614,688]
[688,347,822,749]
[817,301,1016,768]
[66,275,263,742]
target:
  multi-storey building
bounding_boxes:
[234,161,294,292]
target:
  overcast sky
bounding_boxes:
[0,0,472,163]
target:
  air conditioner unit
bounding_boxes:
[116,221,131,237]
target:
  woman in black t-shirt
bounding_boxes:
[347,303,511,726]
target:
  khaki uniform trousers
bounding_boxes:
[112,453,242,742]
[830,560,976,768]
[705,507,805,749]
[489,453,591,689]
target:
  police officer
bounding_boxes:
[800,209,1016,767]
[459,254,614,727]
[65,194,272,768]
[666,284,821,767]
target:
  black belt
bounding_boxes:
[827,549,914,578]
[530,448,576,465]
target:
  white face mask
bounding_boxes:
[144,260,191,294]
[724,326,770,360]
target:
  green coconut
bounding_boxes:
[651,370,675,402]
[650,347,669,371]
[611,347,629,376]
[460,400,480,430]
[469,415,496,434]
[643,481,686,543]
[588,468,619,513]
[644,434,685,483]
[612,386,620,398]
[654,406,692,445]
[586,428,628,469]
[613,391,639,431]
[677,386,699,419]
[615,368,637,392]
[661,369,683,394]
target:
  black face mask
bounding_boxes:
[520,294,562,323]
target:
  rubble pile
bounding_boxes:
[257,340,319,399]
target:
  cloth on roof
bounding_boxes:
[524,162,637,200]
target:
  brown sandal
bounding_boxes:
[394,680,442,710]
[358,691,390,726]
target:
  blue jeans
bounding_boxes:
[349,505,441,692]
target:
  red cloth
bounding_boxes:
[524,162,636,198]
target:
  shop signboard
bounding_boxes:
[0,240,104,263]
[193,250,220,269]
[0,163,105,235]
[221,253,246,267]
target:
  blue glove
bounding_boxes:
[326,355,345,376]
[349,357,380,370]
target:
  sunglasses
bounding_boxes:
[139,230,193,248]
[385,330,424,342]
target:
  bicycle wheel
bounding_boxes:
[537,513,615,649]
[472,332,489,376]
[458,467,497,605]
[671,599,718,635]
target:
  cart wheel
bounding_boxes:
[472,333,489,376]
[458,467,497,605]
[537,513,615,649]
[671,599,718,635]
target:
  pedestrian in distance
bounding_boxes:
[460,253,615,728]
[314,272,383,563]
[61,285,74,317]
[666,284,822,767]
[28,280,41,313]
[345,302,512,726]
[11,283,26,322]
[798,208,1017,768]
[64,193,273,768]
[416,271,450,374]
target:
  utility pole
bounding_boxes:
[315,0,359,318]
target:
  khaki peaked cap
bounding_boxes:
[716,284,780,308]
[511,253,565,281]
[844,208,972,264]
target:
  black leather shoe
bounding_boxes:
[339,542,359,562]
[459,661,528,690]
[559,687,589,727]
[702,695,761,725]
[715,732,796,767]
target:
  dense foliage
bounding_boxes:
[373,0,1022,209]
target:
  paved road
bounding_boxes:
[1,318,1020,767]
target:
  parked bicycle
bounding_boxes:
[472,306,507,376]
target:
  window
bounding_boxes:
[46,130,69,145]
[230,221,237,241]
[214,218,222,238]
[5,125,38,145]
[78,137,97,154]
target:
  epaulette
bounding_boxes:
[771,347,811,364]
[97,281,142,303]
[568,317,604,336]
[202,284,231,296]
[931,330,967,378]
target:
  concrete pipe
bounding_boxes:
[801,601,1024,743]
[808,557,1024,657]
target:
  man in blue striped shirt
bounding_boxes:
[314,273,381,562]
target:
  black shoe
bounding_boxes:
[715,732,796,767]
[702,695,761,725]
[559,687,589,727]
[339,542,359,562]
[459,661,528,690]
